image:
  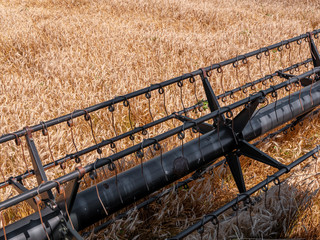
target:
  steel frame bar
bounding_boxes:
[0,67,319,213]
[25,128,54,200]
[0,30,318,145]
[0,58,310,190]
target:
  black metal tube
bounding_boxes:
[1,71,320,239]
[69,78,320,231]
[0,68,319,214]
[0,30,318,144]
[91,115,308,235]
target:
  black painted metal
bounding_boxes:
[2,76,319,240]
[94,112,299,234]
[68,78,320,231]
[233,98,260,134]
[199,68,225,124]
[0,58,311,191]
[278,72,314,86]
[91,111,307,234]
[0,30,318,146]
[0,68,319,217]
[9,110,314,239]
[174,114,214,134]
[7,178,38,211]
[239,140,285,169]
[309,33,320,68]
[25,129,54,201]
[226,153,246,193]
[25,131,48,185]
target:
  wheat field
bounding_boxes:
[1,0,320,239]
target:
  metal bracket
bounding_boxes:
[24,127,54,200]
[224,98,286,193]
[8,178,39,211]
[277,71,314,87]
[226,152,246,193]
[232,98,260,134]
[308,32,320,68]
[238,140,286,169]
[174,114,214,134]
[300,77,315,87]
[56,217,83,240]
[64,220,83,240]
[199,69,225,125]
[56,177,80,214]
[277,72,296,80]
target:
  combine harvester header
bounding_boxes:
[1,30,320,239]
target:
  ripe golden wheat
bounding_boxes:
[0,0,320,239]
